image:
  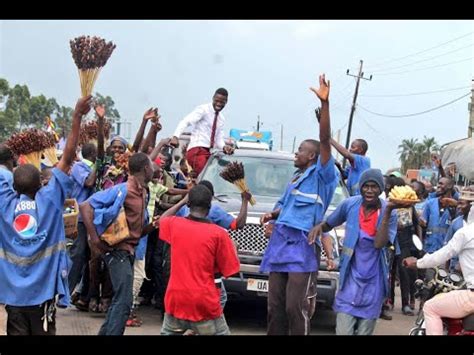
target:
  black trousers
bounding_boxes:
[5,300,56,335]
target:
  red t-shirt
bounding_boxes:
[159,215,240,322]
[358,207,380,237]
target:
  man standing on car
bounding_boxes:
[170,88,235,177]
[259,74,338,335]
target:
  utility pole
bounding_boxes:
[344,60,373,168]
[280,124,283,151]
[292,136,296,153]
[468,79,474,138]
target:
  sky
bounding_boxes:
[0,20,473,172]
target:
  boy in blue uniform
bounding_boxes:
[259,74,338,335]
[0,95,92,335]
[309,168,398,335]
[330,137,370,196]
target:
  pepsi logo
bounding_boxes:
[14,214,38,238]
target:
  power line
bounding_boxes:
[370,43,473,74]
[374,57,473,76]
[365,31,474,70]
[359,85,471,98]
[358,92,470,118]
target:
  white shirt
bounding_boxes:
[417,222,474,288]
[173,103,225,151]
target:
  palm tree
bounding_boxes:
[422,136,440,167]
[398,138,418,173]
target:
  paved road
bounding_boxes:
[0,289,416,335]
[54,295,414,335]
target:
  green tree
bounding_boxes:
[422,136,440,166]
[5,84,31,130]
[28,95,59,128]
[398,138,419,173]
[54,105,74,135]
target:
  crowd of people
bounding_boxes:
[0,73,473,336]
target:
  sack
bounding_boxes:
[100,208,130,246]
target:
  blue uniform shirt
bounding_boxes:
[70,161,95,222]
[421,198,455,253]
[0,168,73,307]
[260,156,338,273]
[345,154,371,196]
[176,204,234,229]
[0,167,13,189]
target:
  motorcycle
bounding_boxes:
[408,235,474,336]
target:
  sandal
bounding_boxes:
[99,298,111,313]
[74,299,90,312]
[89,298,100,313]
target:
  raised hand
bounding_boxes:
[143,107,159,121]
[75,95,93,116]
[94,104,106,119]
[309,74,330,102]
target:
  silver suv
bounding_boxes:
[198,149,348,309]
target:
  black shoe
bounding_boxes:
[380,310,392,321]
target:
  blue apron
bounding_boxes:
[333,229,384,320]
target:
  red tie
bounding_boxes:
[210,111,218,148]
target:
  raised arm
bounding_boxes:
[310,74,331,166]
[374,204,397,249]
[57,96,92,173]
[235,191,252,229]
[140,119,162,153]
[131,108,157,153]
[330,138,355,165]
[149,138,172,162]
[95,104,106,160]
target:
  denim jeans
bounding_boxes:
[220,282,228,310]
[336,312,377,335]
[98,250,134,336]
[68,222,90,294]
[160,313,230,335]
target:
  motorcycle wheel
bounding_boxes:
[409,327,426,336]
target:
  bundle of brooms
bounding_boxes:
[79,119,111,145]
[6,129,52,169]
[42,131,59,165]
[219,161,256,205]
[70,36,116,97]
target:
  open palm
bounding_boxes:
[310,74,330,102]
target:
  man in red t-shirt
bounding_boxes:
[158,185,240,335]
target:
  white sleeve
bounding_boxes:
[173,105,206,138]
[417,228,465,269]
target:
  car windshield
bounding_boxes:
[201,155,347,207]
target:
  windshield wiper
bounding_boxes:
[214,194,229,203]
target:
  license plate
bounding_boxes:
[247,278,269,292]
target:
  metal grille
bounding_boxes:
[229,223,328,259]
[229,224,268,256]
